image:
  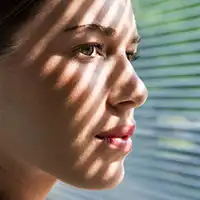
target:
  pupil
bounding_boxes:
[82,46,93,55]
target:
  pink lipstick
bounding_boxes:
[96,125,136,153]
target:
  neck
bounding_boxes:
[0,152,56,200]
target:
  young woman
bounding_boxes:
[0,0,148,199]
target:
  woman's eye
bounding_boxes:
[126,52,140,62]
[75,43,104,57]
[81,46,94,56]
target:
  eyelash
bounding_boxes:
[72,42,105,59]
[126,52,140,62]
[73,42,140,62]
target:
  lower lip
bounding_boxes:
[102,137,132,153]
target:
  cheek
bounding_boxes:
[0,56,112,160]
[43,59,112,143]
[54,59,111,105]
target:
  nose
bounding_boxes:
[107,55,148,113]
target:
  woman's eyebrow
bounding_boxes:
[63,23,141,44]
[63,23,116,37]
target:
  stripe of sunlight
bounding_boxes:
[109,64,136,99]
[62,1,121,114]
[71,1,135,175]
[79,0,118,26]
[40,55,63,77]
[102,161,124,181]
[22,0,86,66]
[101,0,133,34]
[69,0,130,138]
[99,119,130,182]
[18,0,65,65]
[84,158,103,180]
[72,18,131,175]
[103,22,138,98]
[70,59,123,145]
[73,116,122,179]
[72,60,115,123]
[84,2,138,179]
[52,59,81,89]
[61,59,102,104]
[72,97,122,166]
[40,0,111,96]
[40,56,80,93]
[118,15,137,47]
[51,0,120,109]
[37,0,134,180]
[72,96,110,166]
[73,128,104,168]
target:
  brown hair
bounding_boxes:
[0,0,45,54]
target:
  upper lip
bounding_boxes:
[95,124,136,139]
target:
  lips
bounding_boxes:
[95,125,136,140]
[95,124,136,153]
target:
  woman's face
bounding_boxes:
[0,0,147,189]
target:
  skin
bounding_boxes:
[0,0,148,199]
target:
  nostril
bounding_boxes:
[117,101,136,110]
[106,101,135,116]
[118,101,134,106]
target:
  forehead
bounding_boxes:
[14,0,137,51]
[72,0,135,31]
[43,0,137,36]
[58,0,137,42]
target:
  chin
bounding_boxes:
[66,161,125,190]
[72,172,125,190]
[88,173,124,190]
